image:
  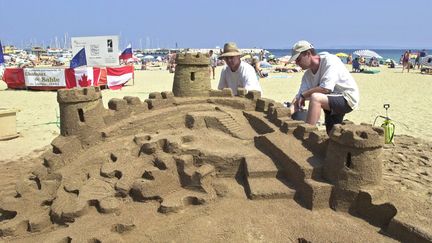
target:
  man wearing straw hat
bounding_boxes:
[218,42,262,95]
[288,40,359,134]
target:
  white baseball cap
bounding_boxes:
[288,40,314,63]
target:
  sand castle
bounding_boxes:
[0,53,430,242]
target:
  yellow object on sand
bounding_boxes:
[335,52,349,57]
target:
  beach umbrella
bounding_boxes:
[420,55,432,66]
[241,54,251,60]
[335,52,348,57]
[135,53,144,58]
[278,55,291,63]
[143,55,154,60]
[353,50,382,59]
[384,59,394,64]
[56,57,68,63]
[156,56,162,61]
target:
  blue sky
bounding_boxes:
[0,0,431,49]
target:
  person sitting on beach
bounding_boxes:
[389,60,396,68]
[217,42,262,95]
[251,56,267,78]
[287,40,360,134]
[346,54,352,64]
[352,58,361,72]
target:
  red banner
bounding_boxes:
[2,68,26,89]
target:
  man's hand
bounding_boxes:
[298,94,306,109]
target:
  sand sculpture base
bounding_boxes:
[0,87,430,242]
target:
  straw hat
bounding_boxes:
[219,42,242,58]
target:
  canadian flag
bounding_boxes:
[65,67,101,89]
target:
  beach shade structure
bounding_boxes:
[56,57,68,63]
[420,55,432,66]
[3,55,11,61]
[135,53,144,58]
[126,57,140,63]
[278,55,291,63]
[143,55,155,60]
[335,52,349,57]
[353,50,382,59]
[384,59,395,64]
[156,56,163,62]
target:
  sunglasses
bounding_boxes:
[296,51,307,63]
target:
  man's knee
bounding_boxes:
[310,93,330,110]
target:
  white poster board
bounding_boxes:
[71,35,119,67]
[24,68,66,86]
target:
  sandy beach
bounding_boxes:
[0,64,431,162]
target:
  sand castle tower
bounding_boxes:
[57,86,106,136]
[323,123,384,189]
[323,124,385,211]
[172,53,211,97]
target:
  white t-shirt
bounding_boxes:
[297,53,359,109]
[218,61,262,95]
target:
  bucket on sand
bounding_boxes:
[292,109,308,122]
[0,109,19,140]
[284,101,308,122]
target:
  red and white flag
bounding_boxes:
[107,66,133,90]
[65,67,101,89]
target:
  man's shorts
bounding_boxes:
[328,95,352,115]
[324,95,353,134]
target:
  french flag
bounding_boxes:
[107,66,134,90]
[65,67,101,89]
[119,44,132,61]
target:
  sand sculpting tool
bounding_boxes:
[373,104,395,144]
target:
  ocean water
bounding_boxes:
[267,49,432,62]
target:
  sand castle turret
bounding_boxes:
[57,86,106,136]
[323,123,385,211]
[324,123,384,189]
[172,53,211,97]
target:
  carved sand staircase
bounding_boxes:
[216,112,249,140]
[252,133,333,210]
